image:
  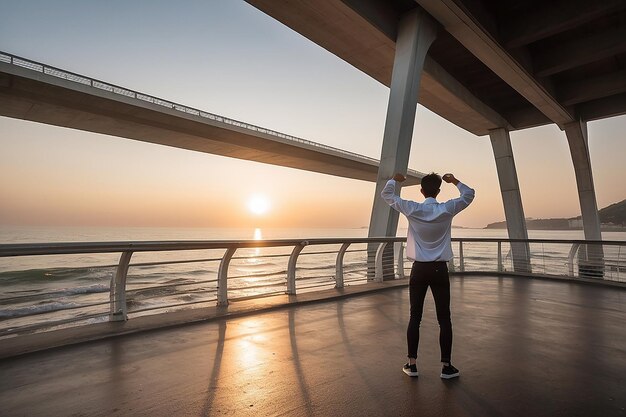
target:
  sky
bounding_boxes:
[1,0,625,230]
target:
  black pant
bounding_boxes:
[407,261,453,363]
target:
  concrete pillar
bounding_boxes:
[564,121,602,240]
[564,120,604,277]
[368,8,437,279]
[489,128,531,273]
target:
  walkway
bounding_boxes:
[1,276,625,416]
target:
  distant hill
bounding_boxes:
[576,199,626,225]
[485,199,626,229]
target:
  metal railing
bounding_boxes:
[0,238,405,337]
[449,238,625,282]
[0,51,425,179]
[0,237,623,339]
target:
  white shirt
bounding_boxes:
[381,179,475,262]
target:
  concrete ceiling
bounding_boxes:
[246,0,626,135]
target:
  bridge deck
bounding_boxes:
[1,276,625,417]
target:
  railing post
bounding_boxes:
[448,258,456,273]
[396,242,405,279]
[579,242,605,279]
[217,247,237,306]
[459,241,465,272]
[110,251,132,322]
[497,241,503,272]
[288,242,307,295]
[568,243,580,277]
[335,242,351,289]
[375,242,388,282]
[448,242,456,272]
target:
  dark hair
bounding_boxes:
[421,173,441,198]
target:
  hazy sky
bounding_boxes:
[1,0,625,230]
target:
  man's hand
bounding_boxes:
[393,173,406,182]
[443,173,459,185]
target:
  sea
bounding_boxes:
[1,226,624,336]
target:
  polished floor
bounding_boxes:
[1,276,625,417]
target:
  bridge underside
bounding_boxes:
[0,62,424,186]
[1,276,624,416]
[247,0,626,134]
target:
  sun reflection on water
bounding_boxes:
[250,228,262,262]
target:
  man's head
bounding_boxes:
[420,173,442,198]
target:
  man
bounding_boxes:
[381,172,475,379]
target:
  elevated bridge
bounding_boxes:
[0,52,425,186]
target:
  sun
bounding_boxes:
[247,194,271,216]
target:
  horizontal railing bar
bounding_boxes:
[128,257,222,267]
[0,237,408,257]
[232,253,291,260]
[344,273,369,278]
[129,298,218,314]
[343,262,363,272]
[230,281,287,292]
[228,289,286,303]
[300,250,350,256]
[296,282,337,291]
[3,237,624,258]
[227,271,286,280]
[129,288,218,303]
[344,269,369,274]
[126,279,219,293]
[343,278,369,283]
[296,275,334,281]
[451,238,625,245]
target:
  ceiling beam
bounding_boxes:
[503,0,626,48]
[503,107,551,130]
[414,0,574,125]
[576,93,626,121]
[559,69,626,105]
[421,57,512,131]
[534,27,626,77]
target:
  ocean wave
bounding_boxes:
[0,284,110,306]
[0,301,81,319]
[234,260,283,269]
[0,267,112,284]
[52,284,110,297]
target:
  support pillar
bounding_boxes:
[368,8,438,279]
[489,128,531,273]
[564,121,604,277]
[564,121,602,240]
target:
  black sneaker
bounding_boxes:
[440,364,460,379]
[402,363,418,377]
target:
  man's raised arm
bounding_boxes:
[443,173,475,215]
[381,173,417,216]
